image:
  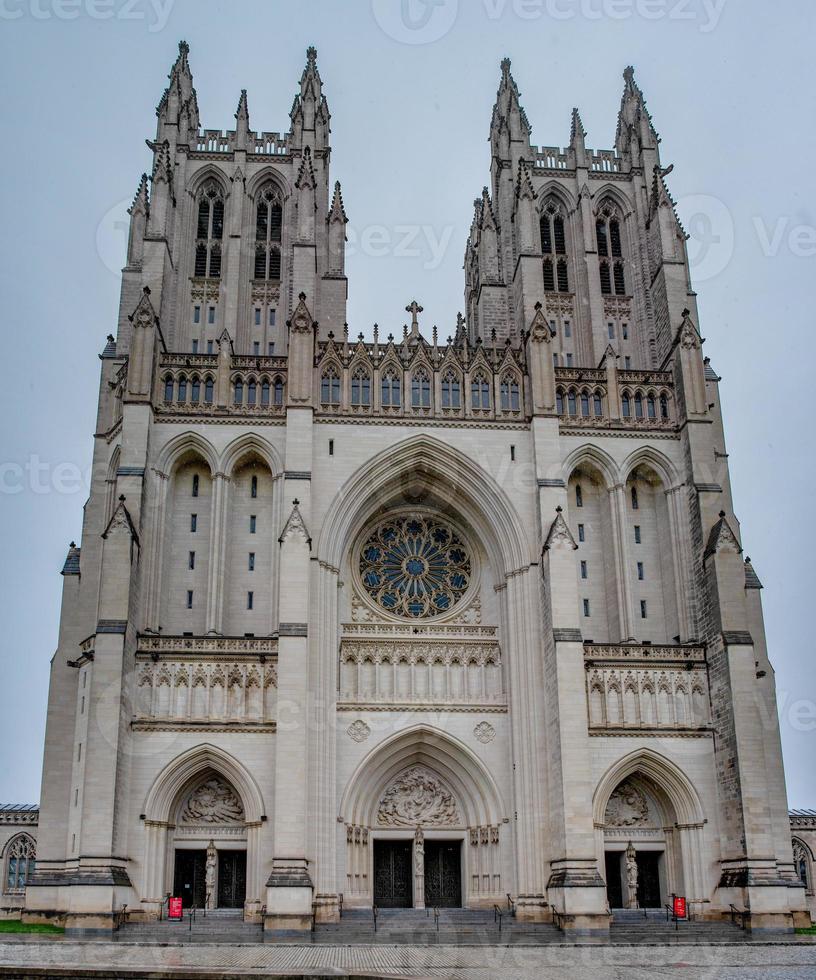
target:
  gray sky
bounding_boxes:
[0,0,814,808]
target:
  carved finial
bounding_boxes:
[119,494,126,502]
[293,498,300,507]
[299,291,307,302]
[70,541,76,548]
[307,46,317,65]
[719,511,726,519]
[534,301,542,311]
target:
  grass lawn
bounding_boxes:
[795,926,816,935]
[0,920,64,935]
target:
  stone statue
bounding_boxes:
[625,841,639,910]
[414,826,425,910]
[414,826,425,876]
[205,840,217,909]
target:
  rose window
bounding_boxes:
[359,516,471,619]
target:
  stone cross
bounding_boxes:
[406,300,423,337]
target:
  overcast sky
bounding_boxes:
[0,0,814,809]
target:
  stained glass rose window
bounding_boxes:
[359,515,471,619]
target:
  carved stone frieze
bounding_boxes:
[605,781,650,827]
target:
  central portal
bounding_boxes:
[424,841,462,908]
[373,840,413,908]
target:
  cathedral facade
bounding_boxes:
[23,42,810,934]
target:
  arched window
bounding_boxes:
[261,380,270,406]
[660,393,669,420]
[500,376,520,412]
[647,394,656,419]
[177,375,187,403]
[194,181,224,278]
[251,475,258,498]
[5,834,35,895]
[204,377,214,404]
[411,370,431,409]
[622,393,631,418]
[163,376,174,402]
[441,371,461,409]
[593,392,603,416]
[234,377,244,405]
[247,379,257,406]
[471,374,490,410]
[635,392,644,418]
[568,390,577,416]
[596,201,626,296]
[793,840,811,893]
[576,484,583,508]
[556,390,564,415]
[580,391,590,417]
[254,185,283,281]
[351,368,371,407]
[321,367,341,406]
[190,377,200,404]
[540,200,570,293]
[273,377,284,406]
[192,474,199,498]
[631,486,639,510]
[381,370,401,408]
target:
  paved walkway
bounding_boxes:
[0,938,815,979]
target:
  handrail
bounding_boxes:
[729,903,749,929]
[204,892,211,918]
[188,904,197,932]
[506,893,516,917]
[434,907,440,932]
[493,904,504,933]
[664,903,680,931]
[159,893,171,922]
[338,893,343,919]
[372,905,379,933]
[311,901,317,933]
[113,904,129,930]
[552,906,564,931]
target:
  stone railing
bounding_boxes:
[137,634,278,659]
[590,150,623,173]
[584,643,710,733]
[534,146,569,170]
[192,129,290,156]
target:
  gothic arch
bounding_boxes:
[187,165,230,200]
[536,181,577,215]
[591,184,633,219]
[620,446,680,490]
[593,748,705,827]
[245,166,292,202]
[143,743,266,824]
[219,432,283,479]
[155,431,218,478]
[562,443,618,488]
[316,434,531,575]
[340,725,505,830]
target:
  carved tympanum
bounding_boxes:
[180,777,245,825]
[377,766,460,827]
[605,780,650,828]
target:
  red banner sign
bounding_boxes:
[673,896,687,920]
[168,897,183,920]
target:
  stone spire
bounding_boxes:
[490,58,532,162]
[290,46,330,151]
[615,66,659,165]
[327,181,348,275]
[126,173,149,268]
[234,89,250,150]
[478,187,502,283]
[156,40,199,145]
[569,107,587,167]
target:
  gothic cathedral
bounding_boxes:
[23,43,810,934]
